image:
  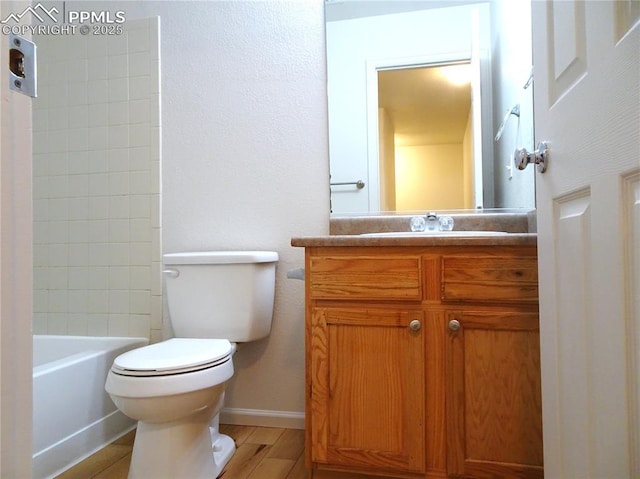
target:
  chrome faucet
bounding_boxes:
[409,212,455,232]
[425,212,439,231]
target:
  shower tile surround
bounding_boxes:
[33,18,162,340]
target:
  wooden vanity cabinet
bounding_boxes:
[309,307,426,474]
[442,254,543,479]
[445,309,543,479]
[306,252,427,477]
[303,245,542,479]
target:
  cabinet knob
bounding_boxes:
[409,319,422,331]
[448,319,461,332]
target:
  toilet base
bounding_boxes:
[211,432,236,477]
[128,412,235,479]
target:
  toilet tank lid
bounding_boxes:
[163,251,278,265]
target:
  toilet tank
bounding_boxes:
[163,251,278,342]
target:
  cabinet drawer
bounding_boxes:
[309,256,421,300]
[441,256,538,303]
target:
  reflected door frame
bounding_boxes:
[365,50,492,211]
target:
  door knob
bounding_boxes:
[514,141,549,173]
[409,319,421,331]
[448,319,461,331]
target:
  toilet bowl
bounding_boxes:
[105,251,278,479]
[105,338,236,478]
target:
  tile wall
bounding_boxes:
[32,18,161,339]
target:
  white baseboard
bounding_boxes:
[220,407,305,430]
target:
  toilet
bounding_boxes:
[105,251,278,479]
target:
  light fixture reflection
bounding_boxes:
[438,64,471,86]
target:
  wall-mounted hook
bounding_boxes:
[495,104,520,142]
[523,67,534,89]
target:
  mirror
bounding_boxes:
[326,0,535,215]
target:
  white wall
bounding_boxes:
[490,0,535,208]
[159,0,327,422]
[67,0,329,424]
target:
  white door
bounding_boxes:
[532,1,639,477]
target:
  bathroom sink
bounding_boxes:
[360,231,510,237]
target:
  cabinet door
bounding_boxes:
[310,307,425,474]
[445,310,543,479]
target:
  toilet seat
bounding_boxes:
[111,338,233,377]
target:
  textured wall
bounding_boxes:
[124,0,328,422]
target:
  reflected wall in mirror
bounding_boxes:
[326,0,535,215]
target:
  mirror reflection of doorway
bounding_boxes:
[377,62,474,211]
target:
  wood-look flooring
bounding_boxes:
[55,425,307,479]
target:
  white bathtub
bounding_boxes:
[32,335,148,479]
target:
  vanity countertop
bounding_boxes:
[291,233,537,248]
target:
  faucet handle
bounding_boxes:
[410,216,426,232]
[438,215,455,231]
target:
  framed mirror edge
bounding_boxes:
[326,0,536,217]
